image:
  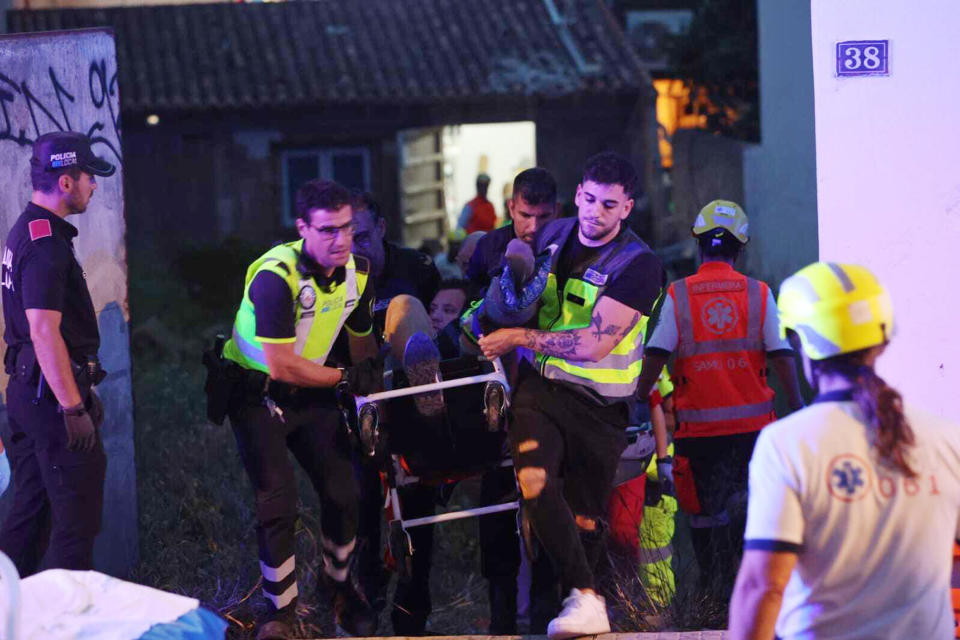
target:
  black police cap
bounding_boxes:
[31,131,115,178]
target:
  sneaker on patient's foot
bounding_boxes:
[403,331,444,417]
[546,588,611,640]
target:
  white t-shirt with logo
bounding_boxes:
[745,398,960,639]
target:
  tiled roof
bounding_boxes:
[7,0,647,113]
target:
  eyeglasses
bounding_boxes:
[308,221,357,241]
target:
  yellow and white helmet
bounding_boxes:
[692,199,749,244]
[778,262,894,361]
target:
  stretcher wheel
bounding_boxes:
[483,381,507,432]
[358,403,380,457]
[388,520,413,582]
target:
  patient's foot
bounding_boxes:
[504,238,535,288]
[403,332,444,417]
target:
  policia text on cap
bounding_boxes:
[0,132,114,575]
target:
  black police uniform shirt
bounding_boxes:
[248,254,375,343]
[370,241,441,335]
[1,203,99,361]
[465,223,516,299]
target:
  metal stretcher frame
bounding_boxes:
[352,357,520,559]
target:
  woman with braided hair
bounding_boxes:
[729,262,960,640]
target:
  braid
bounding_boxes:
[815,355,917,477]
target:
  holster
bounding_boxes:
[673,455,702,515]
[202,335,235,425]
[5,344,40,385]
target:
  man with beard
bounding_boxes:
[0,132,115,576]
[479,152,663,639]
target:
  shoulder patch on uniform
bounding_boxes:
[28,219,52,241]
[353,254,370,275]
[420,253,433,266]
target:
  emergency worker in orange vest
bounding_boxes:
[636,200,803,593]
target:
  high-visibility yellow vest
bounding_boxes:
[223,239,370,374]
[534,218,653,404]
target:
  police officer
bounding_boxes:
[636,200,803,594]
[0,132,114,575]
[220,179,382,640]
[479,152,664,640]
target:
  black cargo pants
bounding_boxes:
[0,377,106,576]
[229,389,359,619]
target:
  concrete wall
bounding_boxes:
[670,129,745,249]
[742,0,819,289]
[0,30,137,576]
[811,1,960,420]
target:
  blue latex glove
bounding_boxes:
[0,449,10,497]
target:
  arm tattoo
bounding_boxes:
[524,329,582,358]
[619,312,641,340]
[590,312,622,342]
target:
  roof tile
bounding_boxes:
[6,0,646,112]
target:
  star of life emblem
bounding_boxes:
[827,454,872,502]
[701,296,739,334]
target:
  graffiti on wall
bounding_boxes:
[0,60,122,165]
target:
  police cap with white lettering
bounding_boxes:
[30,131,115,177]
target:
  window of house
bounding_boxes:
[281,147,370,225]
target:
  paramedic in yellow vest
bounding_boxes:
[479,152,664,640]
[636,200,803,594]
[221,180,382,640]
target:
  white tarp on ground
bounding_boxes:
[20,570,197,640]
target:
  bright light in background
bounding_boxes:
[654,78,708,168]
[443,122,536,230]
[146,114,160,126]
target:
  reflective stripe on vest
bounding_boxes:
[534,219,651,403]
[223,241,366,373]
[672,266,774,435]
[638,543,673,565]
[674,277,763,349]
[675,399,775,423]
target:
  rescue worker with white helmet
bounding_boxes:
[636,200,803,592]
[730,262,960,639]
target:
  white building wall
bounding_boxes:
[811,0,960,419]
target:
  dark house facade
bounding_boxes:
[8,0,657,251]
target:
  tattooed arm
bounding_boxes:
[478,296,642,362]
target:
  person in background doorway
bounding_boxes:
[457,173,497,234]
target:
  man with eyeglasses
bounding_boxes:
[220,179,383,640]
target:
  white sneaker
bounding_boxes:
[547,588,611,640]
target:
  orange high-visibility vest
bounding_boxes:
[670,262,776,438]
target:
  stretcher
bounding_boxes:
[348,355,520,577]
